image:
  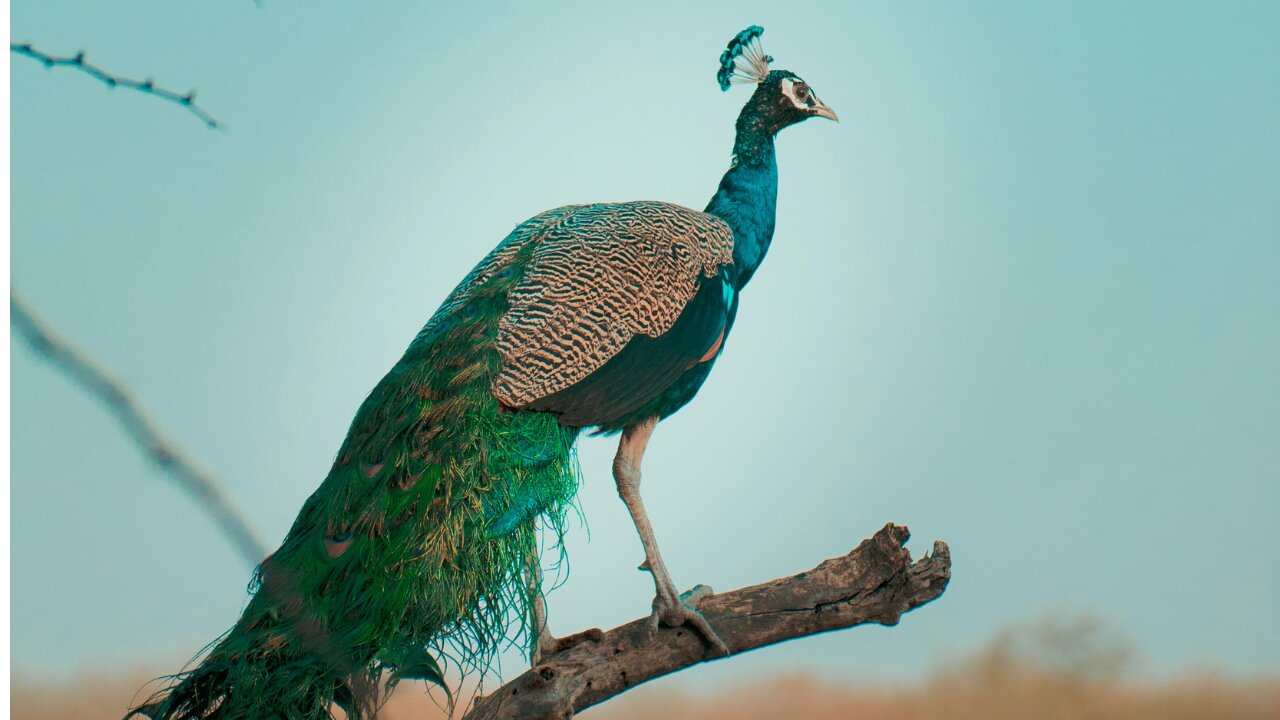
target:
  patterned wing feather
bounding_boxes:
[525,269,733,428]
[492,201,733,409]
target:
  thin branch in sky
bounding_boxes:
[10,288,267,566]
[10,42,223,129]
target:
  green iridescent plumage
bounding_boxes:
[134,228,581,720]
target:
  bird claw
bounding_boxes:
[649,583,730,657]
[532,627,604,666]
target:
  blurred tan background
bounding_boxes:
[13,616,1279,719]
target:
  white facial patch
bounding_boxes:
[780,77,817,111]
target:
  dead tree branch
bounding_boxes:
[10,42,223,128]
[463,523,950,720]
[10,288,266,566]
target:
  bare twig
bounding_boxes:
[10,288,266,566]
[10,42,223,128]
[463,523,951,720]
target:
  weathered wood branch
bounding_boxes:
[463,523,950,720]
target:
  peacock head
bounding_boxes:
[718,25,838,137]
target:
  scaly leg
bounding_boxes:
[528,547,556,666]
[613,417,729,656]
[527,524,603,666]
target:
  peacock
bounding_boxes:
[132,25,835,720]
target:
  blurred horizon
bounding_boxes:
[10,0,1279,696]
[12,614,1280,719]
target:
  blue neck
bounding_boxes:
[705,134,778,290]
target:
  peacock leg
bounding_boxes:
[528,523,603,666]
[613,417,730,656]
[528,545,557,666]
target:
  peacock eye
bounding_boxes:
[794,85,810,102]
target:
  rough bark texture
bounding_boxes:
[462,523,950,720]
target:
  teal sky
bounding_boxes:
[11,0,1279,693]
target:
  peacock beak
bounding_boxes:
[813,99,839,122]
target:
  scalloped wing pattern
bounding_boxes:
[492,201,733,408]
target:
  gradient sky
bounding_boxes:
[10,0,1279,694]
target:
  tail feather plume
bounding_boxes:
[130,232,580,719]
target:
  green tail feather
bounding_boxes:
[131,242,580,719]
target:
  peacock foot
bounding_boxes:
[532,626,605,666]
[649,583,730,657]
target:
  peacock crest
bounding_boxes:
[717,25,773,91]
